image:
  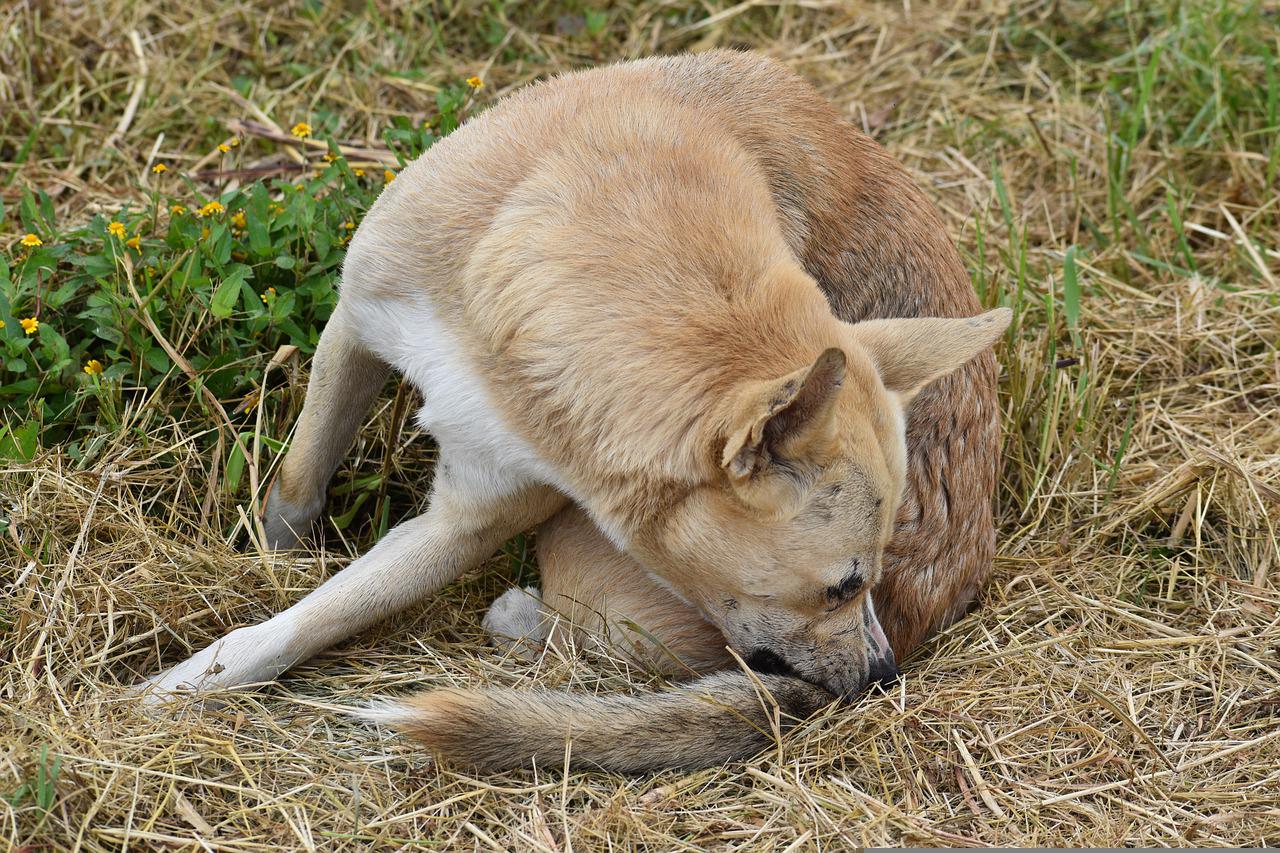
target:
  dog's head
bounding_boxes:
[634,308,1010,698]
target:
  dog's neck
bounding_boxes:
[566,262,852,548]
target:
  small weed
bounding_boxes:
[8,745,61,813]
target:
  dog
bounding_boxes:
[139,50,1007,772]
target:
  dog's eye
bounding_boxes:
[824,566,863,605]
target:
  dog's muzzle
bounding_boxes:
[743,593,900,697]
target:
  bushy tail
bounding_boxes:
[359,672,833,773]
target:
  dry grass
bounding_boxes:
[3,0,1279,848]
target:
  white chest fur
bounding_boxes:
[343,293,560,502]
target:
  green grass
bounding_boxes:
[1,76,483,541]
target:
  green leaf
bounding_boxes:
[176,252,205,292]
[37,190,56,232]
[247,192,272,257]
[210,264,251,318]
[0,420,40,462]
[224,437,247,491]
[19,188,39,232]
[585,9,608,36]
[313,228,331,262]
[208,222,233,266]
[143,346,170,374]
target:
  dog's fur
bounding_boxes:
[139,51,1007,772]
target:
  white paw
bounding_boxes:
[483,586,548,658]
[133,623,296,705]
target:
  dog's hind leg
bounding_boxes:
[138,465,566,702]
[263,301,390,549]
[534,506,733,677]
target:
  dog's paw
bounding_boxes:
[259,491,320,550]
[261,481,324,550]
[132,624,293,705]
[483,586,549,659]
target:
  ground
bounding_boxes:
[2,0,1279,849]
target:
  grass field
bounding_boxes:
[3,0,1279,848]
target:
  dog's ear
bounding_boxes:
[721,347,846,484]
[850,308,1010,403]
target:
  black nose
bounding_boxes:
[866,655,900,689]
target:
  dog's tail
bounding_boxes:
[358,672,833,772]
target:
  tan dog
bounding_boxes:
[139,51,1007,772]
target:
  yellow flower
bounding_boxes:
[342,221,355,230]
[260,286,277,303]
[125,235,141,250]
[0,320,5,328]
[151,163,167,174]
[229,137,241,147]
[323,152,338,163]
[83,359,104,376]
[20,233,42,247]
[197,200,224,217]
[241,387,262,413]
[384,169,396,182]
[200,226,210,240]
[466,76,483,89]
[170,204,186,216]
[291,122,312,139]
[268,202,284,215]
[218,143,231,153]
[231,210,247,229]
[107,221,126,239]
[20,317,39,335]
[353,168,365,178]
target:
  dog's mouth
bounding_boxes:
[744,647,803,679]
[743,647,843,696]
[743,644,899,699]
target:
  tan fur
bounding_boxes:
[536,506,733,676]
[144,51,1007,772]
[365,672,832,773]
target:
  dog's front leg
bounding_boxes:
[137,472,565,702]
